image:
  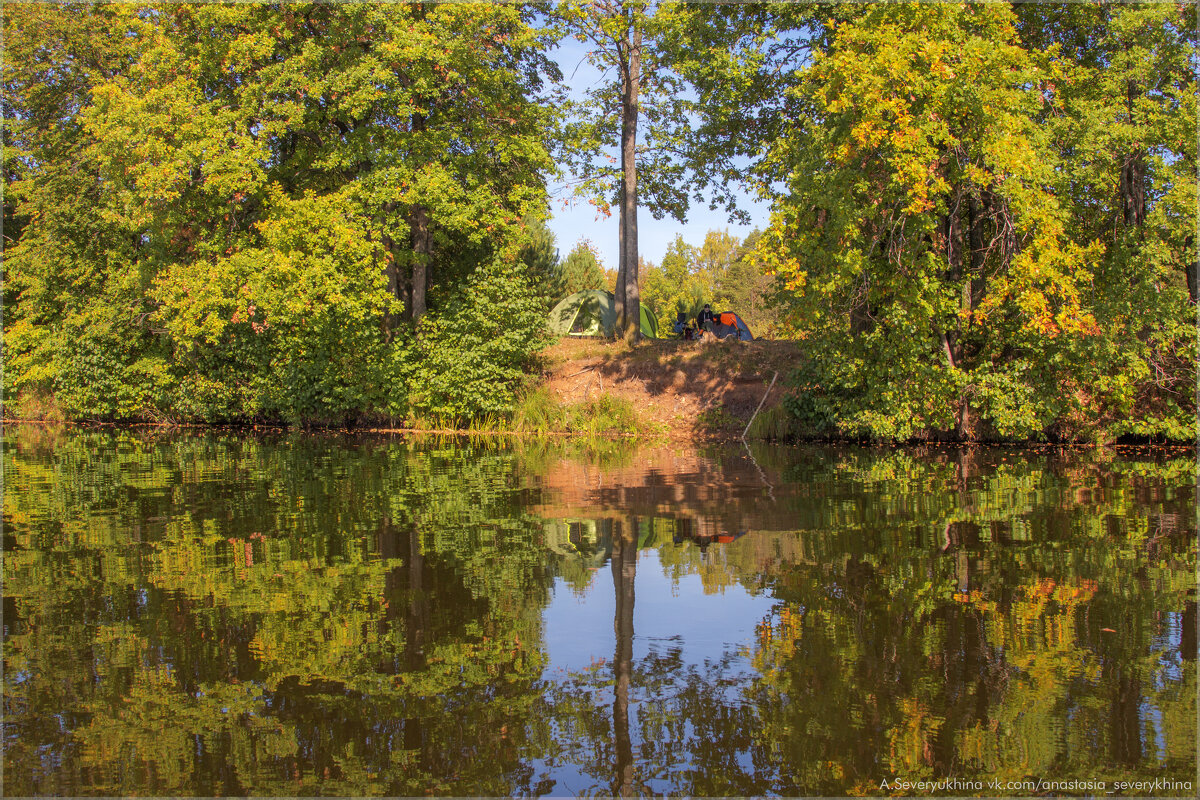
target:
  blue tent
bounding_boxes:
[712,311,753,341]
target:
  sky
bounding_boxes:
[543,36,772,271]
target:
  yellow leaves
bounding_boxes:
[975,236,1100,339]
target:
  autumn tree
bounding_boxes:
[672,1,1194,441]
[3,3,559,424]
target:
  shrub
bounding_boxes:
[405,259,550,424]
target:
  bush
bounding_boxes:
[404,259,550,425]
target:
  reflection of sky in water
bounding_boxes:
[1146,609,1187,762]
[539,546,775,795]
[542,546,776,675]
[1152,610,1185,686]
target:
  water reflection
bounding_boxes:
[2,427,1196,796]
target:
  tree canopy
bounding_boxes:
[4,2,557,425]
[671,0,1196,442]
[3,1,1194,441]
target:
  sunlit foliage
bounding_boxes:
[3,3,556,425]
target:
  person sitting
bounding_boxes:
[696,303,716,333]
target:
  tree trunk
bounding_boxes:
[406,521,426,671]
[1120,79,1146,230]
[942,191,971,439]
[615,188,627,336]
[617,24,642,341]
[967,193,987,314]
[1120,151,1146,230]
[410,204,430,323]
[1183,235,1197,304]
[380,202,404,340]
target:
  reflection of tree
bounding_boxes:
[743,503,1196,793]
[527,445,1197,795]
[611,519,637,797]
[3,428,1196,796]
[3,430,559,796]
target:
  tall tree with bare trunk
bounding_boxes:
[556,1,694,340]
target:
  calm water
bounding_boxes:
[2,427,1196,797]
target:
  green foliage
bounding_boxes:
[557,239,607,298]
[640,228,781,337]
[640,234,707,333]
[404,259,550,424]
[731,1,1197,441]
[3,2,557,426]
[744,402,804,441]
[519,213,564,310]
[695,404,740,433]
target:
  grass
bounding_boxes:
[571,392,639,436]
[512,387,567,434]
[696,404,741,433]
[512,387,641,437]
[745,403,806,440]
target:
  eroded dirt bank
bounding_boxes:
[539,337,800,440]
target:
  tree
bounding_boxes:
[519,213,564,309]
[559,239,608,297]
[716,229,780,337]
[555,1,696,341]
[766,2,1099,440]
[3,3,559,425]
[668,1,1195,441]
[640,233,705,332]
[1010,1,1197,439]
[639,228,780,337]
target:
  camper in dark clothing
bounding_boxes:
[696,304,716,332]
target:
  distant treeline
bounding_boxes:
[3,3,1195,441]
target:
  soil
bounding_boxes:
[538,336,802,440]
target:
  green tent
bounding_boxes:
[548,290,658,339]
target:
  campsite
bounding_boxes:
[4,2,1193,444]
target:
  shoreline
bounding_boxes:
[4,417,1194,452]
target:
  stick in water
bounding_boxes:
[742,371,778,440]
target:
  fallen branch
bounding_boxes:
[742,370,778,440]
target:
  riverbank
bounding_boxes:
[6,335,1193,446]
[2,336,799,442]
[534,337,799,440]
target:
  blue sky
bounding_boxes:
[543,36,772,270]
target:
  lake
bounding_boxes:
[2,426,1195,796]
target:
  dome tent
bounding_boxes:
[711,311,753,341]
[548,290,658,339]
